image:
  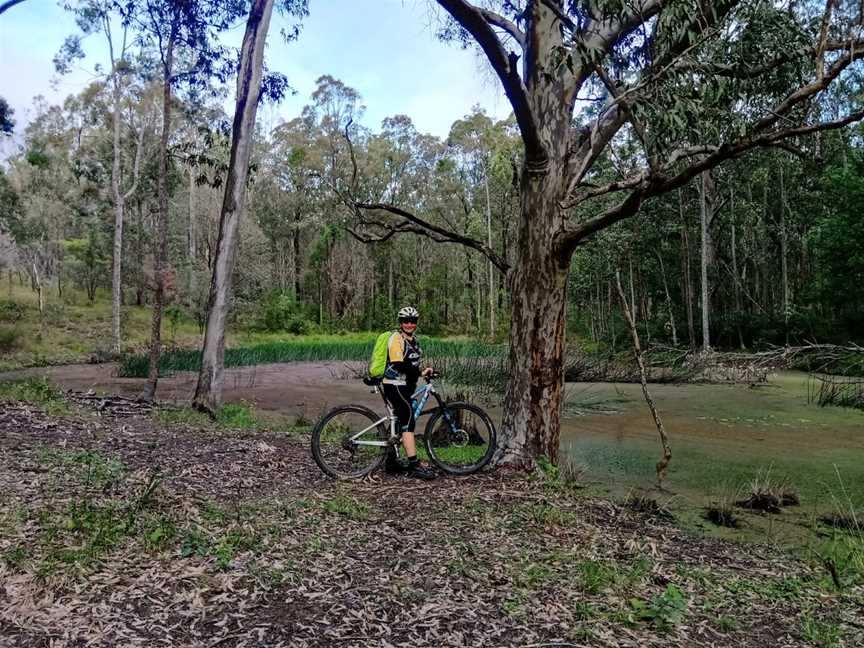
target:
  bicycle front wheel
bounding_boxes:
[424,401,496,475]
[311,405,388,479]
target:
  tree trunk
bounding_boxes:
[33,261,43,317]
[655,250,677,346]
[779,163,790,346]
[142,26,177,401]
[194,0,276,412]
[679,190,696,349]
[484,166,495,337]
[110,72,126,355]
[730,186,745,349]
[135,198,145,307]
[187,163,197,309]
[497,167,568,466]
[699,171,714,351]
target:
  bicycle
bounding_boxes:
[310,373,497,479]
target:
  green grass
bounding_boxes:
[0,284,202,371]
[0,377,69,414]
[118,336,504,378]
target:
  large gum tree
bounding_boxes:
[354,0,864,466]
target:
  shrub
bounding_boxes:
[258,291,311,334]
[0,325,20,351]
[0,301,26,323]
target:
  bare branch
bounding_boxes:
[0,0,27,15]
[479,8,525,48]
[355,201,509,272]
[436,0,545,165]
[815,0,837,81]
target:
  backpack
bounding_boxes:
[368,330,395,378]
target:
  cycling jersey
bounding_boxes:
[382,331,422,387]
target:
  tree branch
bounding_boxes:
[436,0,545,166]
[479,8,525,48]
[538,0,576,32]
[569,0,664,103]
[558,108,864,256]
[354,201,509,272]
[0,0,27,15]
[123,113,149,201]
[564,2,737,195]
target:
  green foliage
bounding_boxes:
[0,325,21,351]
[38,448,124,490]
[800,615,842,648]
[807,165,864,339]
[322,494,369,521]
[257,291,311,334]
[629,584,688,632]
[0,300,26,323]
[215,403,258,429]
[118,336,502,377]
[0,377,65,411]
[578,560,618,594]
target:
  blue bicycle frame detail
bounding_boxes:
[411,385,431,420]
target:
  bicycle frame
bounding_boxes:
[350,380,448,449]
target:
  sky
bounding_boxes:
[0,0,513,153]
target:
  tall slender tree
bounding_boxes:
[193,0,281,412]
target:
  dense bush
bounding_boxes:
[257,291,313,334]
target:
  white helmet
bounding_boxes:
[397,306,419,322]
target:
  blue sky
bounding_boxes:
[0,0,513,147]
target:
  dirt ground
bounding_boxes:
[1,395,863,647]
[0,361,381,418]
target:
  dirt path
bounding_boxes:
[0,361,381,418]
[1,399,862,647]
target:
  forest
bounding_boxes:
[1,1,863,646]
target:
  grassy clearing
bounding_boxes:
[0,283,202,371]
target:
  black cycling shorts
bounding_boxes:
[382,383,416,433]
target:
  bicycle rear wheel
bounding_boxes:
[424,401,496,475]
[311,405,388,479]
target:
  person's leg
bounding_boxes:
[382,384,411,473]
[396,385,435,480]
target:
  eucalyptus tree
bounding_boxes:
[56,0,149,354]
[194,0,308,412]
[353,1,864,465]
[448,107,502,335]
[131,0,253,401]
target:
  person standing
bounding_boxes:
[381,306,435,480]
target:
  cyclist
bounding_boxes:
[382,306,436,480]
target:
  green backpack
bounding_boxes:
[368,330,395,378]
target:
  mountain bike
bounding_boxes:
[310,373,496,479]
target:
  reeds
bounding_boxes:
[119,338,505,378]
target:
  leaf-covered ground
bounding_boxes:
[1,398,862,647]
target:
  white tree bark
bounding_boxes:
[194,0,276,411]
